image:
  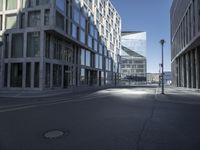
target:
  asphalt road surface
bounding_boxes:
[0,86,200,150]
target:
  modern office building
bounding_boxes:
[171,0,200,89]
[0,0,121,90]
[121,31,147,82]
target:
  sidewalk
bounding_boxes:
[0,86,113,98]
[156,86,200,105]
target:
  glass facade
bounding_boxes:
[121,32,147,81]
[0,0,121,90]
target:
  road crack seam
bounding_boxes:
[136,89,158,150]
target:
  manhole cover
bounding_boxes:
[44,130,65,139]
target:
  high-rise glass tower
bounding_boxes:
[121,31,147,81]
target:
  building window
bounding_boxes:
[45,33,50,58]
[4,35,9,58]
[6,14,17,29]
[45,63,51,88]
[36,0,50,5]
[80,15,86,29]
[6,0,17,10]
[89,23,94,36]
[71,23,77,39]
[53,64,62,87]
[94,40,98,51]
[99,44,103,54]
[10,63,23,87]
[4,64,8,87]
[56,11,64,30]
[86,50,91,67]
[20,13,25,28]
[80,29,85,44]
[99,55,103,69]
[95,54,99,69]
[73,8,80,24]
[56,0,64,11]
[34,63,40,88]
[44,9,50,26]
[0,15,2,30]
[0,0,3,11]
[28,11,41,27]
[88,35,93,48]
[81,48,85,65]
[53,38,62,60]
[11,33,24,58]
[26,0,34,8]
[80,68,85,85]
[26,63,31,88]
[27,32,40,57]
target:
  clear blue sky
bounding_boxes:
[111,0,173,73]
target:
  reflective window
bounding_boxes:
[4,34,9,58]
[73,8,80,24]
[26,63,31,88]
[4,64,8,87]
[6,14,17,29]
[44,9,50,26]
[88,35,93,48]
[45,63,51,88]
[26,0,34,8]
[94,40,98,51]
[80,29,85,44]
[53,39,62,60]
[86,50,91,67]
[36,0,50,5]
[99,55,103,69]
[6,0,17,10]
[20,13,25,28]
[34,63,40,88]
[94,28,98,40]
[11,33,24,58]
[28,11,41,27]
[99,44,103,54]
[10,63,23,87]
[81,48,85,65]
[0,15,2,30]
[45,33,50,58]
[56,0,64,11]
[89,23,94,36]
[27,32,40,57]
[0,0,3,11]
[53,64,62,87]
[80,15,86,29]
[95,54,99,69]
[71,23,77,39]
[80,68,85,85]
[56,11,64,30]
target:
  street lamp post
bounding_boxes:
[160,39,165,94]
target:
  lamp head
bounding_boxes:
[160,39,165,45]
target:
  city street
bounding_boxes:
[0,86,200,150]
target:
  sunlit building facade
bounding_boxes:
[171,0,200,89]
[121,31,147,81]
[0,0,121,90]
